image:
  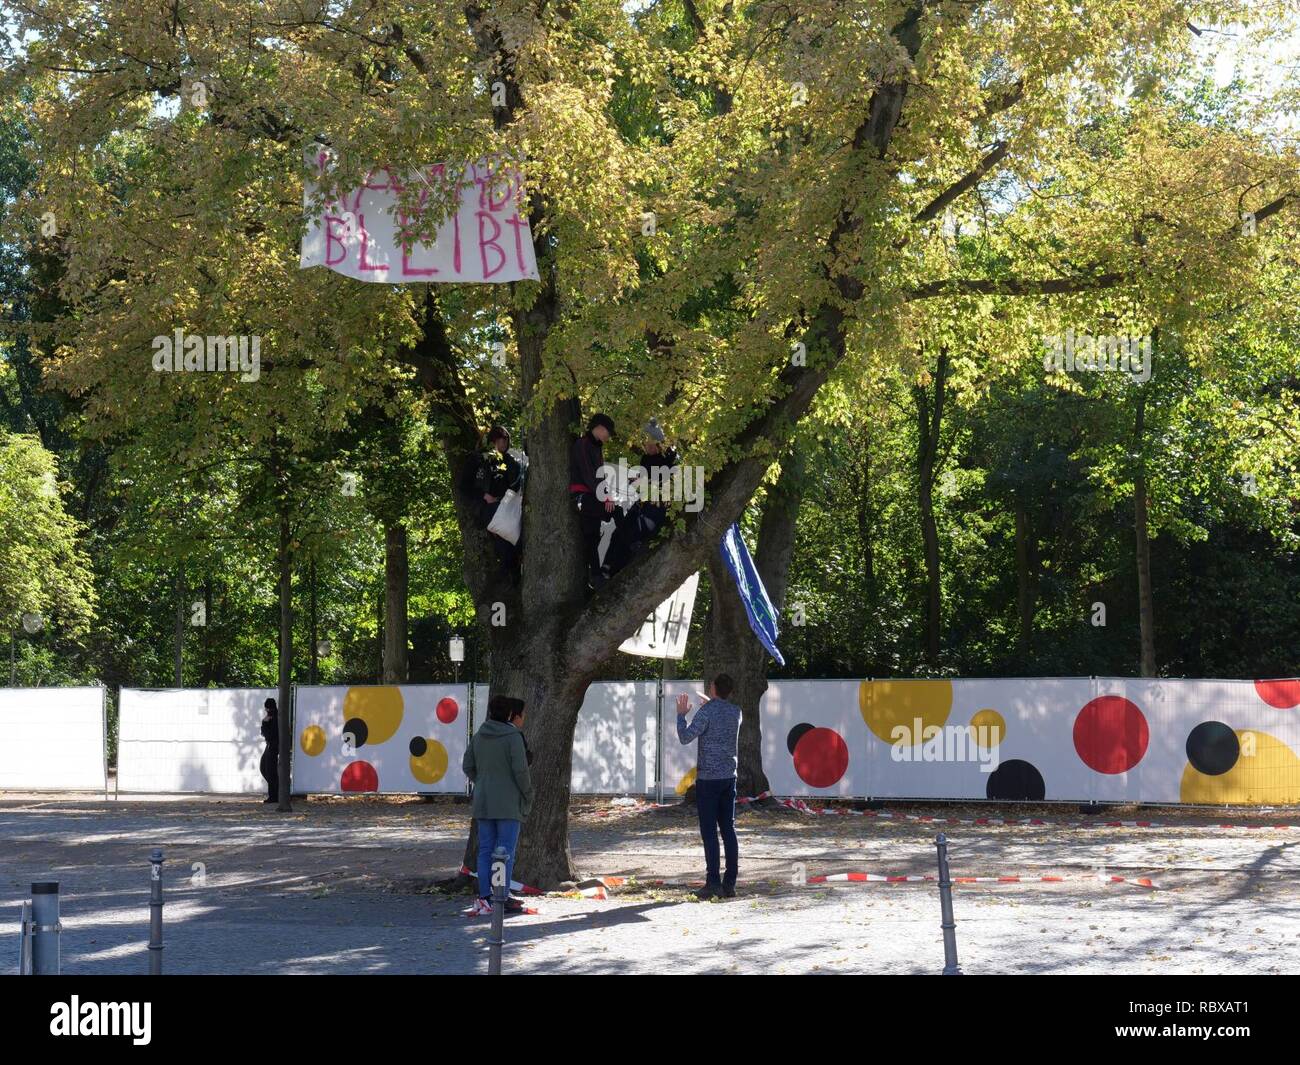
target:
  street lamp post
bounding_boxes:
[314,638,332,684]
[449,635,465,685]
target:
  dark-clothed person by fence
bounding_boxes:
[259,697,279,803]
[676,675,742,899]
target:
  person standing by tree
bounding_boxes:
[462,694,534,915]
[259,698,280,804]
[676,674,742,899]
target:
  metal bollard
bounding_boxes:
[487,846,508,975]
[148,849,164,975]
[935,834,963,975]
[31,882,61,975]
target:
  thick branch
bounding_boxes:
[906,271,1130,299]
[914,140,1010,223]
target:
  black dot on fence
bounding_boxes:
[986,758,1045,801]
[409,736,427,757]
[1185,720,1239,776]
[787,723,814,754]
[344,717,369,748]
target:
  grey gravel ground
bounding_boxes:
[2,791,1298,974]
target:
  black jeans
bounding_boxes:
[260,745,279,801]
[573,492,606,573]
[695,776,738,887]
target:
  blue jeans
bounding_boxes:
[476,818,521,900]
[695,777,738,888]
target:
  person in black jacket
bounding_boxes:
[459,426,524,573]
[569,413,615,588]
[259,697,279,804]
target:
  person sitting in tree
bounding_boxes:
[458,425,524,574]
[602,417,679,574]
[628,417,679,544]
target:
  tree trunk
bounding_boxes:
[913,348,949,666]
[173,566,184,686]
[215,580,228,686]
[276,510,293,812]
[854,437,875,589]
[383,522,409,684]
[703,553,769,797]
[1134,384,1156,677]
[201,579,213,685]
[308,560,318,686]
[375,588,383,681]
[702,446,806,798]
[1014,500,1036,655]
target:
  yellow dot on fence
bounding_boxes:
[859,679,953,744]
[410,739,448,784]
[1181,730,1300,804]
[676,767,698,796]
[970,709,1005,748]
[342,685,404,745]
[300,724,326,756]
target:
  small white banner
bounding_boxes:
[300,151,539,284]
[619,572,699,660]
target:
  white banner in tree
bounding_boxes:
[619,572,699,660]
[300,151,539,284]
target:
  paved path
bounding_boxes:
[3,793,1298,974]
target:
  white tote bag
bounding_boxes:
[487,488,523,545]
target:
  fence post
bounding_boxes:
[17,901,32,975]
[487,846,508,975]
[101,684,110,801]
[30,882,60,975]
[148,849,164,975]
[655,666,664,805]
[935,834,962,975]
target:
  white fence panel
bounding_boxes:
[0,686,105,791]
[117,688,275,793]
[292,684,470,794]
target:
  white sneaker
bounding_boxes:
[467,898,493,917]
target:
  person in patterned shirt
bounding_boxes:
[676,674,742,899]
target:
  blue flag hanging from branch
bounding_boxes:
[719,523,785,666]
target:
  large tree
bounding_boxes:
[8,0,1297,885]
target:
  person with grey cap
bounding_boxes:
[635,417,678,539]
[611,417,679,569]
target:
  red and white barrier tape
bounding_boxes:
[806,871,1157,888]
[772,797,1299,831]
[458,864,545,897]
[643,871,1155,889]
[459,865,626,901]
[618,793,1294,831]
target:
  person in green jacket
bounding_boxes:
[463,694,534,915]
